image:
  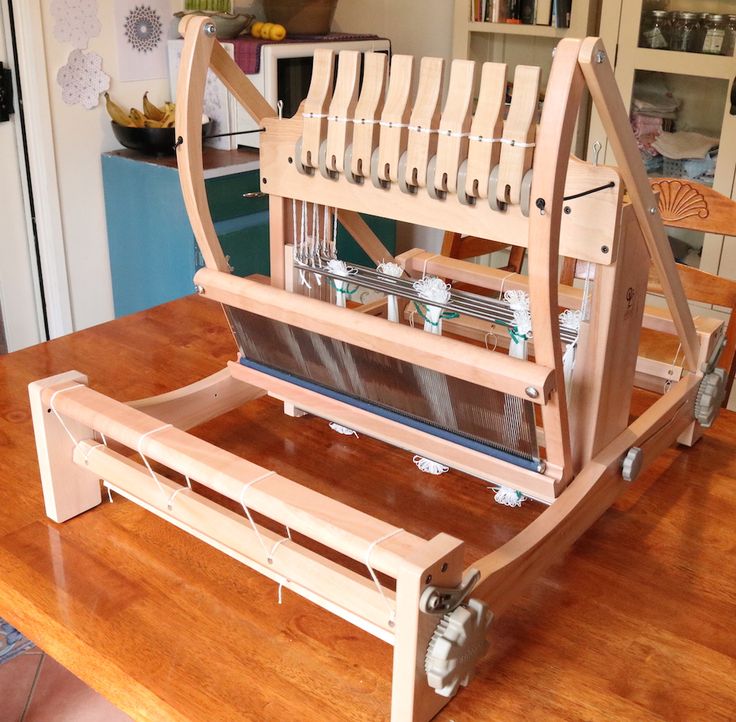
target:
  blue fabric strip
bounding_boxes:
[239,357,541,472]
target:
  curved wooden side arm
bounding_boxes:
[175,16,228,272]
[470,372,701,616]
[175,16,277,273]
[526,38,585,481]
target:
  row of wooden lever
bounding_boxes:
[294,49,542,214]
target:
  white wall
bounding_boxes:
[38,0,182,331]
[40,0,453,333]
[333,0,454,253]
[0,10,42,351]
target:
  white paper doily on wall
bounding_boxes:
[113,0,169,82]
[50,0,102,50]
[56,50,110,109]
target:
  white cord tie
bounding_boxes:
[238,471,292,564]
[48,384,86,446]
[166,485,191,511]
[82,442,105,465]
[468,135,536,147]
[136,423,173,499]
[365,528,404,626]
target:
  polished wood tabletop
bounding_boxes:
[1,295,734,721]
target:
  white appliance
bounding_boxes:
[168,37,391,150]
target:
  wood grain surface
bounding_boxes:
[1,295,735,721]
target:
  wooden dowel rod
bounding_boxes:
[75,441,396,640]
[229,361,562,503]
[42,382,425,578]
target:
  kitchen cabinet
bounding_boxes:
[587,0,736,278]
[102,149,395,317]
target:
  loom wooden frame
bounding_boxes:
[28,16,721,721]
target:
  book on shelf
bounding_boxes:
[471,0,492,21]
[535,0,552,25]
[520,0,536,24]
[552,0,571,28]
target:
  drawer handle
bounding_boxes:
[242,191,266,199]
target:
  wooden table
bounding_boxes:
[1,295,735,721]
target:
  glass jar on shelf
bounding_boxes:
[722,15,736,56]
[695,12,711,50]
[702,14,727,55]
[670,11,698,52]
[640,9,670,49]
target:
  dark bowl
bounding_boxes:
[111,121,212,156]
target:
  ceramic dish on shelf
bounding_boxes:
[111,117,211,156]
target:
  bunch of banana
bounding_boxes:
[105,92,176,128]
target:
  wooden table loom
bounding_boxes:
[29,16,730,722]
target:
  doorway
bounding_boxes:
[0,4,44,352]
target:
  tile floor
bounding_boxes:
[0,644,132,722]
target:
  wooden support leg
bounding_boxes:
[269,195,289,289]
[391,535,465,721]
[28,372,101,523]
[129,367,264,429]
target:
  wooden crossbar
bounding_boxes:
[36,379,428,576]
[229,361,563,502]
[76,439,399,640]
[195,267,556,403]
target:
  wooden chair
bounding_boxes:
[562,176,736,404]
[440,231,526,273]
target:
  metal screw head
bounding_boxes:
[563,206,571,215]
[649,206,657,215]
[204,22,217,37]
[601,245,610,254]
[525,386,540,399]
[425,574,433,584]
[595,50,606,63]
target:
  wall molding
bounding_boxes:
[4,0,73,338]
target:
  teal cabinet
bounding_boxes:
[102,151,395,317]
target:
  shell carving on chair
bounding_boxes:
[652,179,709,223]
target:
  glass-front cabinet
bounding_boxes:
[587,0,736,278]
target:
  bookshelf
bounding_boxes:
[452,0,599,154]
[586,0,736,279]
